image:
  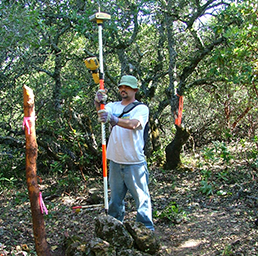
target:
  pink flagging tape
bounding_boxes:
[22,115,35,135]
[39,192,48,215]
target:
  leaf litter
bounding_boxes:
[1,156,258,255]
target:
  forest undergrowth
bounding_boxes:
[1,140,258,255]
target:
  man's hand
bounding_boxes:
[94,89,107,110]
[98,109,118,127]
[95,89,107,103]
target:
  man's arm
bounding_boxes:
[116,118,141,130]
[97,109,141,130]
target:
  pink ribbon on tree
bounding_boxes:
[23,115,35,135]
[39,192,48,215]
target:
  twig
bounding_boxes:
[72,204,103,211]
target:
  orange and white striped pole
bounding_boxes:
[89,9,110,214]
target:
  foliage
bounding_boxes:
[198,141,235,195]
[197,137,258,196]
[56,171,84,193]
[202,141,234,166]
[184,1,258,145]
[154,201,186,224]
[199,180,214,196]
[222,244,233,256]
[0,0,257,184]
[147,148,166,167]
[0,174,17,190]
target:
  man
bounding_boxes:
[95,75,154,231]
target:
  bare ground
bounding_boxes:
[1,159,258,255]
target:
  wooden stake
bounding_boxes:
[23,85,52,256]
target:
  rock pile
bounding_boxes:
[64,214,160,256]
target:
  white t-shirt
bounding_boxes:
[105,101,149,164]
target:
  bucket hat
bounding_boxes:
[118,75,138,89]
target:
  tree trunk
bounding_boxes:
[165,125,190,170]
[23,85,52,256]
[149,116,161,152]
[149,116,163,165]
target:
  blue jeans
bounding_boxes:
[108,160,154,230]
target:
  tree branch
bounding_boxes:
[0,136,24,148]
[178,36,226,95]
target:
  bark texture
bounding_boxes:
[23,85,52,256]
[165,125,190,170]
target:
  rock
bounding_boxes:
[95,214,134,249]
[64,235,88,256]
[116,248,146,256]
[64,216,160,255]
[87,188,103,204]
[89,238,116,256]
[124,221,161,255]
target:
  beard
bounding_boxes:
[120,91,128,99]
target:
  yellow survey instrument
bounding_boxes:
[84,57,100,84]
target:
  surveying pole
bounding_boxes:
[89,9,111,214]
